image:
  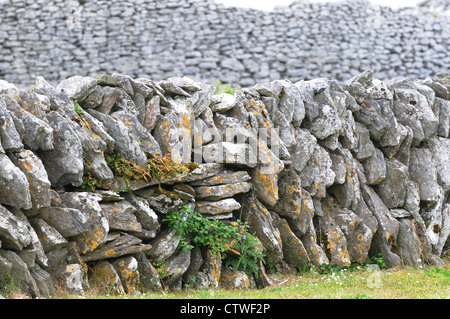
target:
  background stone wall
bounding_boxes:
[0,0,449,88]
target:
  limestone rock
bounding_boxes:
[159,76,201,97]
[409,147,440,203]
[112,110,162,157]
[339,110,359,151]
[11,208,48,267]
[195,198,241,216]
[37,207,90,239]
[78,111,115,153]
[220,267,250,290]
[54,263,85,295]
[362,185,401,268]
[0,204,33,251]
[70,119,114,181]
[81,233,151,263]
[59,192,109,254]
[0,153,32,209]
[298,226,329,268]
[134,252,162,292]
[396,218,423,267]
[152,109,190,163]
[434,204,450,256]
[81,85,104,109]
[123,193,160,238]
[101,201,142,233]
[135,187,184,215]
[56,75,98,101]
[290,128,317,173]
[113,256,140,295]
[161,248,191,288]
[303,81,342,140]
[194,182,251,200]
[147,228,181,263]
[428,136,450,192]
[91,260,125,295]
[353,99,391,141]
[30,218,68,252]
[190,82,215,117]
[9,149,51,209]
[374,158,409,209]
[272,168,314,237]
[242,197,284,270]
[361,147,386,186]
[30,264,55,298]
[352,122,375,161]
[87,109,148,167]
[321,197,373,265]
[432,97,450,138]
[0,101,23,151]
[39,111,84,187]
[315,201,351,267]
[196,141,255,167]
[190,170,251,186]
[251,166,279,207]
[142,95,161,132]
[272,214,310,269]
[96,86,121,115]
[392,99,426,147]
[393,88,438,145]
[182,245,203,287]
[0,250,40,298]
[200,248,222,289]
[211,93,236,113]
[298,145,335,198]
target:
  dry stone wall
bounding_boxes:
[1,70,450,298]
[0,0,449,88]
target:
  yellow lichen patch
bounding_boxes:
[180,113,191,131]
[357,233,364,241]
[22,159,34,172]
[210,253,222,284]
[80,225,106,254]
[253,170,278,205]
[105,249,116,257]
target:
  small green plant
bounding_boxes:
[163,205,265,276]
[369,253,387,269]
[73,101,84,115]
[164,205,242,255]
[106,153,194,184]
[81,172,111,192]
[81,153,195,192]
[225,232,265,277]
[1,274,19,297]
[106,154,152,183]
[320,263,342,274]
[214,81,240,96]
[264,257,278,274]
[29,77,40,91]
[150,259,169,279]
